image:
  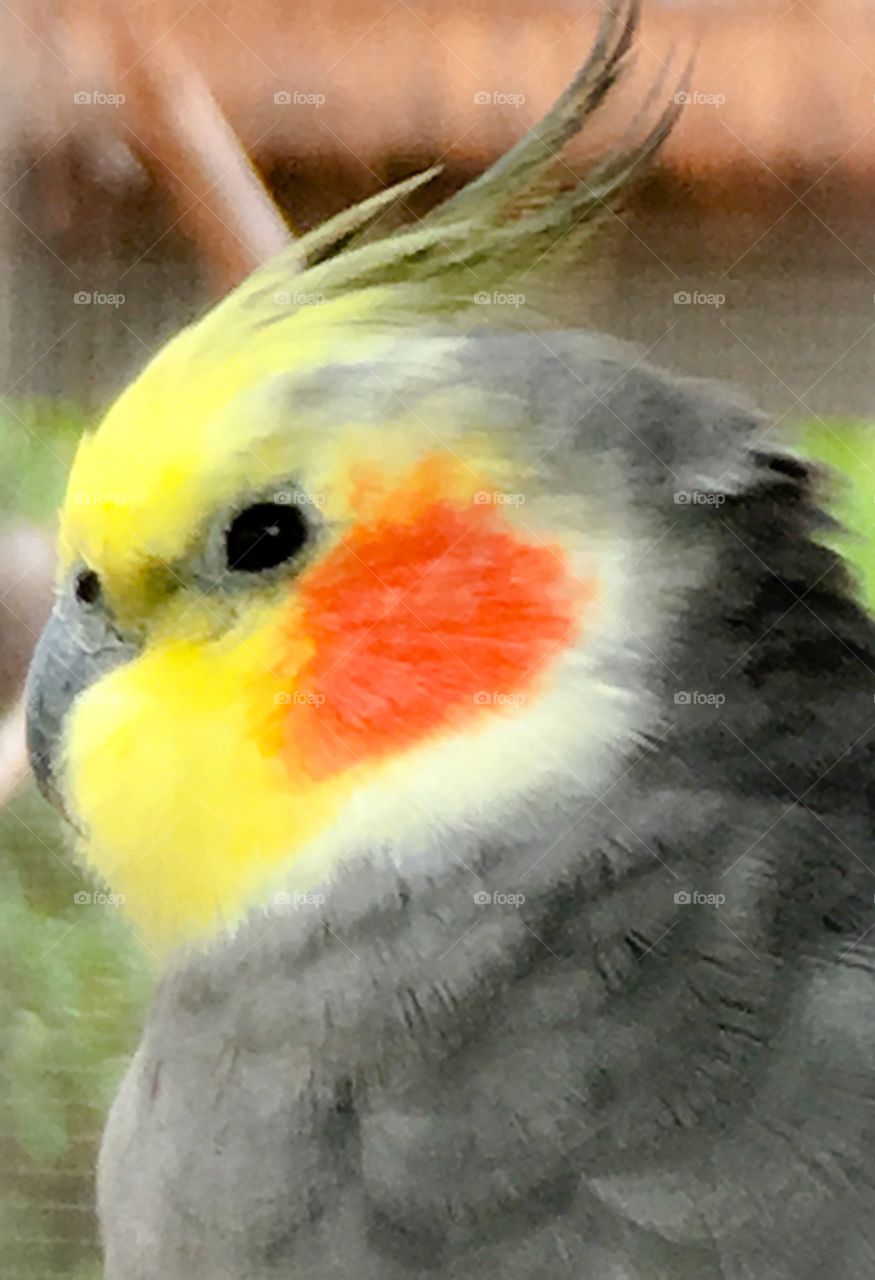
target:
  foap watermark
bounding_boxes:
[473,490,525,506]
[674,691,725,707]
[674,490,725,506]
[74,291,125,307]
[473,290,526,308]
[273,489,326,508]
[74,891,126,907]
[274,690,326,707]
[73,90,126,107]
[273,290,325,306]
[674,889,726,908]
[673,90,725,109]
[674,290,725,308]
[274,90,326,107]
[272,890,327,910]
[473,91,526,108]
[474,691,526,706]
[473,890,526,907]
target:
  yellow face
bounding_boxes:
[23,0,675,953]
[43,295,592,950]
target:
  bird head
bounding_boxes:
[27,1,697,948]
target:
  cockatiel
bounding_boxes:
[25,2,875,1276]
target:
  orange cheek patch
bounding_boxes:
[277,501,592,779]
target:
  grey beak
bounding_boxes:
[25,576,138,816]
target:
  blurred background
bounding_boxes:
[1,1,874,1275]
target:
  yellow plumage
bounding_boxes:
[35,0,669,948]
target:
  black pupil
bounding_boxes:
[75,568,101,604]
[225,502,308,573]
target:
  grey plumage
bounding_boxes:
[98,331,875,1279]
[22,4,873,1276]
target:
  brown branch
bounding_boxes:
[0,693,28,812]
[123,36,293,291]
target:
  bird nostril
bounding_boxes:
[74,568,101,606]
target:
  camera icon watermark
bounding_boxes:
[472,490,526,506]
[274,90,326,107]
[473,290,526,307]
[674,490,725,506]
[473,90,526,108]
[674,889,726,908]
[274,690,327,707]
[673,290,725,308]
[73,90,126,107]
[673,691,725,707]
[73,890,125,906]
[473,890,526,907]
[272,488,326,507]
[73,290,125,307]
[272,889,327,910]
[273,290,326,306]
[473,690,526,706]
[673,90,725,109]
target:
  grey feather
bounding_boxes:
[99,330,875,1279]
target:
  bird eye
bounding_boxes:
[74,568,102,605]
[225,502,309,574]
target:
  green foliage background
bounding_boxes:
[799,420,875,606]
[0,408,152,1280]
[0,409,871,1276]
